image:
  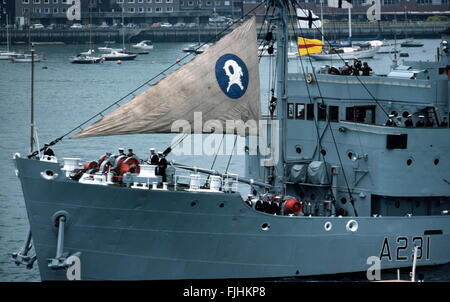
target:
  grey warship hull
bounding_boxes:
[14,157,450,280]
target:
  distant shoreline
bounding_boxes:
[0,22,448,44]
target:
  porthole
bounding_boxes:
[295,146,302,154]
[218,202,225,208]
[347,152,353,160]
[40,170,58,180]
[340,197,347,205]
[406,158,413,166]
[190,201,198,207]
[434,158,439,165]
[261,223,270,231]
[320,149,327,156]
[346,220,359,232]
[324,221,332,232]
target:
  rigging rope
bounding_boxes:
[291,0,358,214]
[293,0,390,119]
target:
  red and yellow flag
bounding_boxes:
[297,37,324,56]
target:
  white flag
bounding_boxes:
[328,0,353,9]
[296,8,322,29]
[366,0,381,21]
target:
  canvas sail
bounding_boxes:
[74,18,260,138]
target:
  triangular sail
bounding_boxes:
[74,18,260,139]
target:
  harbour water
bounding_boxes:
[0,39,449,281]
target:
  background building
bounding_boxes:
[243,0,450,22]
[13,0,244,26]
[0,0,15,27]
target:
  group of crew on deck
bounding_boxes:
[245,193,283,215]
[93,147,168,181]
[385,114,449,128]
[327,59,372,76]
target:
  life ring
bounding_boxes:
[120,157,141,175]
[284,198,303,216]
[306,73,314,84]
[83,161,98,171]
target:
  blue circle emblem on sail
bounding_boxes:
[215,54,249,99]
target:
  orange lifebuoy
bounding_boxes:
[119,157,141,175]
[83,161,98,171]
[284,198,303,216]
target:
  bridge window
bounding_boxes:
[296,103,305,119]
[307,104,314,120]
[287,103,294,119]
[346,105,376,124]
[329,106,339,122]
[318,104,327,121]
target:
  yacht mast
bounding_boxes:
[348,7,352,39]
[30,43,35,153]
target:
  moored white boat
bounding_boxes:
[101,50,137,61]
[309,45,380,61]
[131,40,153,50]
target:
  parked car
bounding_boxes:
[150,23,161,28]
[31,24,45,29]
[173,22,186,27]
[125,23,137,28]
[99,22,109,29]
[186,23,199,28]
[70,23,83,29]
[160,22,173,28]
[46,24,56,30]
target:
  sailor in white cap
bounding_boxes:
[118,147,125,156]
[416,115,425,127]
[148,148,159,165]
[245,194,253,208]
[395,115,402,127]
[405,114,414,127]
[385,114,395,126]
[425,115,435,127]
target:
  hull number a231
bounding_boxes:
[379,236,431,262]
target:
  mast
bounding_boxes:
[121,3,125,50]
[271,0,289,193]
[30,43,35,153]
[6,13,9,52]
[348,7,352,39]
[320,0,324,43]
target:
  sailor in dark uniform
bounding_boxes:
[440,117,448,127]
[245,194,253,208]
[425,116,435,127]
[404,114,414,127]
[158,152,168,182]
[43,144,55,157]
[385,114,396,126]
[147,148,159,165]
[361,62,372,76]
[415,115,425,127]
[255,198,264,212]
